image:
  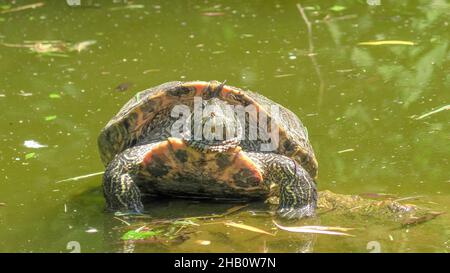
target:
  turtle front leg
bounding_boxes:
[246,153,317,219]
[103,148,145,214]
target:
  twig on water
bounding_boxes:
[414,104,449,120]
[296,3,314,55]
[358,40,415,46]
[55,171,105,183]
[321,14,358,23]
[393,196,423,203]
[114,216,131,226]
[0,2,45,14]
[296,3,325,106]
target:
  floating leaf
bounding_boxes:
[18,90,33,96]
[224,221,274,236]
[202,12,225,16]
[195,240,211,245]
[273,221,355,236]
[85,228,98,233]
[49,93,61,99]
[110,4,144,11]
[70,40,96,52]
[24,140,47,148]
[274,73,295,78]
[3,39,96,56]
[45,115,57,121]
[329,5,346,12]
[25,152,36,159]
[401,211,445,227]
[358,40,415,46]
[121,229,163,240]
[337,148,354,154]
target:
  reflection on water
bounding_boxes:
[0,0,448,252]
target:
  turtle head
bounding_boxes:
[183,97,243,153]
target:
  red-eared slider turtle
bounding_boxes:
[98,81,318,219]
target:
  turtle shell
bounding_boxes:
[98,81,318,178]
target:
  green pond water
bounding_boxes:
[0,0,449,253]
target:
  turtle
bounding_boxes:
[98,81,318,219]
